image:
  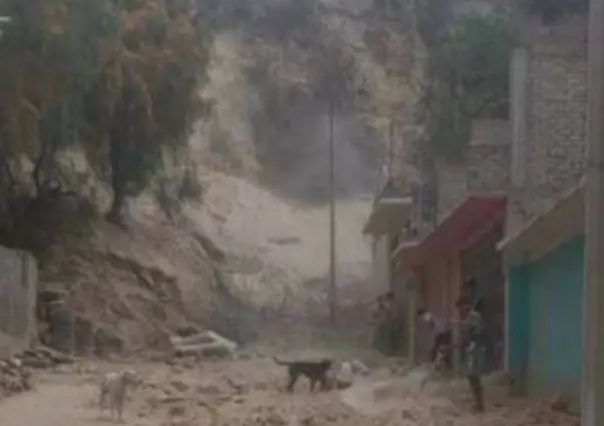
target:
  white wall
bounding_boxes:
[371,235,392,294]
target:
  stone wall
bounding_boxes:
[507,15,588,233]
[467,119,511,193]
[436,118,510,220]
[0,246,37,359]
[436,162,467,220]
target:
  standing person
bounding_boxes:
[372,292,398,354]
[383,292,400,352]
[372,295,386,324]
[456,297,487,413]
[416,308,451,365]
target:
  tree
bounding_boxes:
[83,0,209,223]
[0,0,210,252]
[0,0,115,253]
[419,13,513,161]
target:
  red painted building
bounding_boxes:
[395,194,507,370]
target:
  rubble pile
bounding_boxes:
[509,398,580,426]
[169,330,238,360]
[0,358,33,400]
[17,346,74,369]
[0,345,76,402]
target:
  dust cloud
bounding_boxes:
[255,102,380,205]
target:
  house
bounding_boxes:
[497,11,588,395]
[363,179,413,295]
[394,194,507,370]
[362,178,413,353]
[498,182,585,396]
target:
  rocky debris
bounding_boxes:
[0,358,33,400]
[170,330,237,359]
[170,380,190,393]
[548,393,580,416]
[168,404,187,417]
[17,345,74,369]
[508,398,581,426]
[174,325,204,338]
[334,362,354,390]
[227,376,250,394]
[350,360,369,376]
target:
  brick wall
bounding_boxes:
[0,246,37,359]
[507,15,588,233]
[436,118,510,219]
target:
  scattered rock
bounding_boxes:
[175,325,204,338]
[161,396,186,404]
[268,237,301,245]
[54,365,74,374]
[171,330,237,359]
[165,421,191,426]
[181,357,197,369]
[265,412,287,425]
[335,362,354,389]
[145,395,160,409]
[171,380,190,393]
[196,383,220,394]
[219,394,233,404]
[227,376,250,394]
[0,358,33,399]
[301,414,317,426]
[168,404,187,417]
[18,346,73,370]
[351,360,369,376]
[324,413,338,422]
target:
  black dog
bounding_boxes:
[273,357,333,392]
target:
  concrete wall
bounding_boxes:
[508,236,585,395]
[0,246,37,359]
[371,235,392,295]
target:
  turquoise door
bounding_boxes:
[508,265,530,382]
[525,236,585,393]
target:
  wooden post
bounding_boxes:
[328,98,337,324]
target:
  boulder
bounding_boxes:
[170,330,237,359]
[335,362,354,390]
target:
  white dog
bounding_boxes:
[99,369,140,422]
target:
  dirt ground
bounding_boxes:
[0,349,581,426]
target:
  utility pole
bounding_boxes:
[583,0,604,424]
[328,98,337,324]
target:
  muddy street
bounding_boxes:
[0,353,581,426]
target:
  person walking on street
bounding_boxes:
[456,297,487,413]
[416,308,451,365]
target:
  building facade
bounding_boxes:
[501,184,584,395]
[501,12,588,395]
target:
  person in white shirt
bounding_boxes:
[416,308,451,364]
